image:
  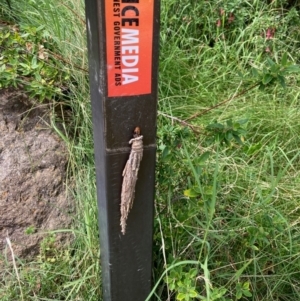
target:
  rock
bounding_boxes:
[0,89,73,260]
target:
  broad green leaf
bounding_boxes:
[0,64,6,72]
[225,131,233,141]
[19,63,30,69]
[266,57,275,66]
[250,245,259,251]
[238,118,248,125]
[184,188,200,198]
[4,32,10,39]
[162,146,169,160]
[242,282,250,290]
[177,280,184,287]
[237,71,244,79]
[211,290,227,299]
[189,268,198,278]
[236,291,242,300]
[196,151,210,165]
[204,186,213,195]
[226,119,233,127]
[206,122,224,130]
[243,290,252,297]
[31,56,39,69]
[189,290,198,298]
[251,67,259,78]
[233,134,243,145]
[176,293,186,301]
[262,73,273,85]
[277,75,286,89]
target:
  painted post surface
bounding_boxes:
[84,0,160,300]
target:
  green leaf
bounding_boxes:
[184,188,200,198]
[162,146,169,159]
[169,283,176,290]
[206,122,224,130]
[262,73,273,85]
[284,65,300,73]
[177,280,184,287]
[211,287,227,299]
[189,268,198,278]
[250,245,259,251]
[242,282,250,290]
[277,75,286,89]
[238,118,248,125]
[281,52,288,66]
[0,64,6,72]
[189,290,198,298]
[19,63,30,69]
[3,31,10,39]
[226,119,233,127]
[176,293,186,301]
[225,131,233,141]
[270,63,279,74]
[36,25,46,32]
[31,56,39,69]
[266,57,275,67]
[219,287,227,296]
[197,151,210,165]
[251,67,259,78]
[243,290,252,297]
[236,291,242,300]
[204,186,213,195]
[244,142,261,156]
[183,277,192,286]
[233,134,243,145]
[237,71,244,79]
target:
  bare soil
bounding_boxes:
[0,89,73,260]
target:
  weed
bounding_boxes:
[1,0,300,301]
[0,25,69,100]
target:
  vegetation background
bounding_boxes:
[1,0,300,300]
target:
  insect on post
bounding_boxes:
[120,127,143,235]
[84,0,160,300]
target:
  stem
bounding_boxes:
[158,111,203,134]
[184,83,260,122]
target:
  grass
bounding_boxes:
[1,0,300,300]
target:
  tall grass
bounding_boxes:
[154,1,300,300]
[1,0,300,300]
[1,1,101,300]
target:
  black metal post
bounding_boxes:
[84,0,160,300]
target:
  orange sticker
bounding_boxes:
[105,0,154,97]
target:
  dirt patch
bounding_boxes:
[0,89,73,260]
